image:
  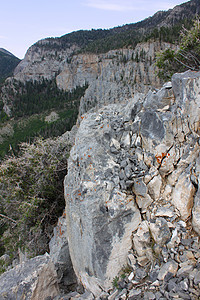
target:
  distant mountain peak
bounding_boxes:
[0,48,16,57]
[0,48,20,80]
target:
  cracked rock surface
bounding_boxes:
[64,70,200,297]
[0,71,200,300]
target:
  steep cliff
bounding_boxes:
[0,40,170,158]
[1,70,199,300]
[64,70,200,296]
[2,41,168,116]
[1,0,199,119]
[77,42,169,115]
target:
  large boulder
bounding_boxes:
[0,253,59,300]
[64,70,200,295]
[64,103,142,294]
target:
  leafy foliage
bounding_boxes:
[156,17,200,80]
[0,136,70,259]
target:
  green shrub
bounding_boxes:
[0,136,70,259]
[156,17,200,81]
[112,276,119,289]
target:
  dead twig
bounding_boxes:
[0,214,17,224]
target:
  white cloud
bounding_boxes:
[83,0,137,12]
[83,0,185,13]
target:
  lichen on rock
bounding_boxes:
[64,70,200,295]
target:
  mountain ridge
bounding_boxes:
[30,0,199,54]
[0,48,20,82]
[0,48,16,57]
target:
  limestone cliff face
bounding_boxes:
[1,41,173,117]
[13,40,78,82]
[64,71,200,294]
[56,41,172,115]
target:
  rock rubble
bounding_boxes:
[64,70,200,297]
[54,211,200,299]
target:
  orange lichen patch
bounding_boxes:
[88,155,91,158]
[81,116,84,120]
[135,181,140,185]
[155,152,168,164]
[59,226,64,236]
[78,193,82,196]
[126,198,133,203]
[156,156,162,164]
[100,125,104,128]
[62,211,66,217]
[107,124,109,128]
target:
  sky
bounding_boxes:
[1,0,188,59]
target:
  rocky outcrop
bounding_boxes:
[78,42,171,115]
[49,215,77,292]
[56,41,173,116]
[0,254,59,299]
[64,70,200,296]
[0,70,199,300]
[13,41,78,82]
[1,41,173,117]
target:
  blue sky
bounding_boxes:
[1,0,188,59]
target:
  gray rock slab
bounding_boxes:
[194,271,200,285]
[128,289,142,300]
[149,218,171,246]
[49,216,77,292]
[0,253,59,300]
[157,260,178,281]
[140,111,165,141]
[64,105,141,294]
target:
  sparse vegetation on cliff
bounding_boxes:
[0,136,70,259]
[0,81,87,158]
[35,0,199,55]
[156,17,200,80]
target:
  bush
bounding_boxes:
[156,17,200,80]
[0,135,70,259]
